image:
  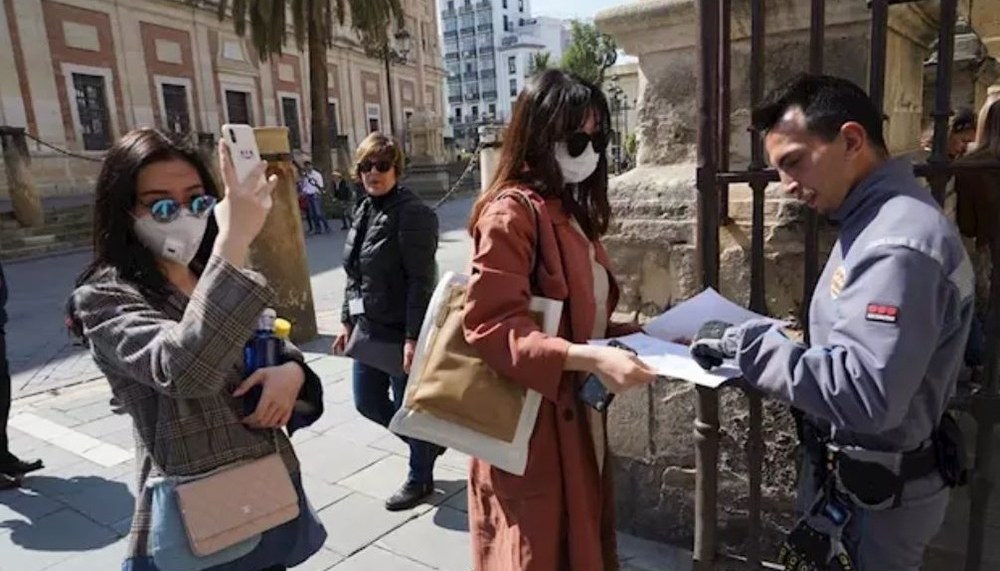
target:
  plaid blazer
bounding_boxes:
[73,254,304,560]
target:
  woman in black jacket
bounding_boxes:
[332,132,443,511]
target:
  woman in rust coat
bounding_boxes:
[461,69,659,570]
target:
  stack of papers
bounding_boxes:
[589,288,787,389]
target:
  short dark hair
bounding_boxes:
[751,73,887,151]
[951,106,977,134]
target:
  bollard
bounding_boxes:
[0,126,44,227]
[477,124,504,193]
[247,127,318,344]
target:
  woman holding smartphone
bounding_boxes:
[67,128,326,571]
[462,69,658,570]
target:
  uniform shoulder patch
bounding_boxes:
[865,303,899,324]
[830,266,847,298]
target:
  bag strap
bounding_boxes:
[492,188,543,290]
[145,425,283,481]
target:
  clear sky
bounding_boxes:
[529,0,622,20]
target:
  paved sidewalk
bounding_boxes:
[0,349,691,571]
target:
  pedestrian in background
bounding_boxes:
[67,128,327,571]
[954,99,1000,369]
[462,69,658,571]
[300,160,330,235]
[331,170,353,230]
[331,132,443,511]
[0,259,44,490]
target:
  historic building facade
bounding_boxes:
[0,0,447,197]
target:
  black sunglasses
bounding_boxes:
[143,195,217,224]
[564,131,609,158]
[358,160,393,174]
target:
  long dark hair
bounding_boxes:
[468,69,612,239]
[66,129,220,335]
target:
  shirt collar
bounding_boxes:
[829,156,910,223]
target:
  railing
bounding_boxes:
[693,1,1000,570]
[482,90,497,100]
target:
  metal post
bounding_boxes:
[695,0,721,568]
[868,0,889,116]
[927,0,958,206]
[385,51,397,139]
[802,0,825,344]
[717,0,731,224]
[744,1,769,566]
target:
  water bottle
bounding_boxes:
[243,309,285,416]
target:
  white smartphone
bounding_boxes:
[221,124,261,184]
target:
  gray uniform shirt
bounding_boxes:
[733,157,975,452]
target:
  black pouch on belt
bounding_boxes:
[832,449,903,510]
[933,411,969,488]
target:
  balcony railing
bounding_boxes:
[448,95,463,104]
[482,90,497,100]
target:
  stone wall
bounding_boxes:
[0,150,101,202]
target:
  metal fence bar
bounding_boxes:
[695,0,721,567]
[926,0,958,206]
[743,0,768,567]
[867,0,889,116]
[801,0,825,344]
[717,0,732,224]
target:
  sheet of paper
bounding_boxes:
[588,332,742,389]
[642,287,788,342]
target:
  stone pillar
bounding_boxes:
[249,127,318,344]
[477,124,504,193]
[0,126,44,227]
[594,0,947,556]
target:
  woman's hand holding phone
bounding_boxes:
[213,140,278,267]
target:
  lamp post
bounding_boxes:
[607,81,624,173]
[365,28,412,140]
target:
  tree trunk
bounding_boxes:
[308,12,332,191]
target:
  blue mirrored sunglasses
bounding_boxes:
[147,195,217,223]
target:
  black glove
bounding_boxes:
[777,519,855,571]
[689,320,739,370]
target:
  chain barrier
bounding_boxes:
[433,143,484,211]
[23,132,105,163]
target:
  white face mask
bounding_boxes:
[132,211,208,266]
[554,141,600,184]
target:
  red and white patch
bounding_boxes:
[865,303,899,324]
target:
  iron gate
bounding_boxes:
[692,1,1000,570]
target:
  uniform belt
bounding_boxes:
[899,444,939,481]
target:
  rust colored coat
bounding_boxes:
[462,188,640,571]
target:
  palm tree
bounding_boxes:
[528,51,552,76]
[215,0,403,190]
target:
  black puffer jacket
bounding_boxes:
[341,186,439,342]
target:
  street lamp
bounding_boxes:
[607,81,624,173]
[365,28,412,139]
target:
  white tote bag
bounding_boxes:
[389,270,563,476]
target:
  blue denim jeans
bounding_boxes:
[351,361,438,484]
[305,194,329,233]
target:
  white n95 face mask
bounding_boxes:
[554,140,600,184]
[133,209,210,266]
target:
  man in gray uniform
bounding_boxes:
[690,74,974,571]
